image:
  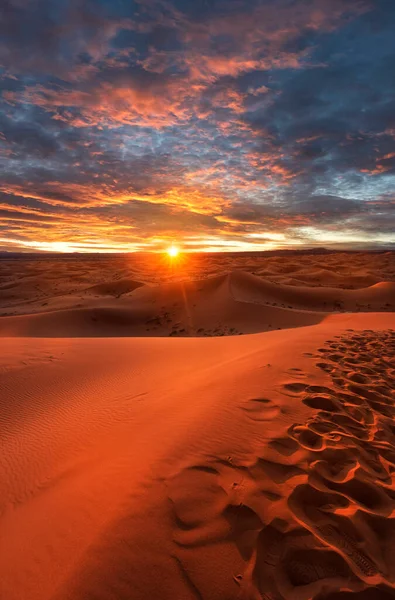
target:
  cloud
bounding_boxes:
[0,0,394,251]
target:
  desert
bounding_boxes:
[2,1,395,597]
[1,250,395,600]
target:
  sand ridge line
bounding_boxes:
[1,316,395,600]
[1,255,394,337]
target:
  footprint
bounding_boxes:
[288,484,380,581]
[257,331,395,593]
[243,398,280,421]
[316,362,334,373]
[288,424,325,451]
[224,503,263,559]
[337,391,366,407]
[282,546,352,588]
[306,385,335,395]
[269,437,300,457]
[168,466,228,529]
[321,476,394,516]
[283,382,309,394]
[312,458,357,484]
[316,523,380,580]
[347,372,369,384]
[252,520,287,592]
[328,414,370,441]
[356,447,391,482]
[250,458,305,484]
[302,394,340,412]
[308,420,339,435]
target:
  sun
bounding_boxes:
[167,245,180,258]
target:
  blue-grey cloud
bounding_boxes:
[0,0,394,251]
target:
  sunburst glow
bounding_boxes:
[167,245,180,258]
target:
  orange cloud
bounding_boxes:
[6,78,192,128]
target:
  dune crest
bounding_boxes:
[0,271,326,337]
[83,278,144,297]
[1,313,395,599]
[1,266,394,338]
[0,253,395,599]
[229,270,395,311]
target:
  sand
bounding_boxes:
[0,251,395,600]
[1,251,394,338]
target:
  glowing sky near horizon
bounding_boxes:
[0,0,394,252]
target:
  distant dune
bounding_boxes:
[0,265,394,338]
[0,252,395,600]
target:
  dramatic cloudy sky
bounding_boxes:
[1,0,394,252]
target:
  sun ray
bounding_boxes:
[167,245,180,258]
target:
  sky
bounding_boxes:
[0,0,394,253]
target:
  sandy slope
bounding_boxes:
[1,252,394,301]
[1,312,395,600]
[0,272,324,337]
[1,252,395,600]
[0,270,394,337]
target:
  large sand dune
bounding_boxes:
[0,271,329,337]
[1,258,394,337]
[1,252,395,600]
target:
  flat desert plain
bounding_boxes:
[1,250,395,600]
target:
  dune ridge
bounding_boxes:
[1,269,394,338]
[230,271,395,310]
[1,314,395,600]
[1,252,395,600]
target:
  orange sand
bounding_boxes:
[0,252,394,600]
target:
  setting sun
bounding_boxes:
[167,245,180,258]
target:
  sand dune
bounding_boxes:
[1,251,394,315]
[82,278,144,297]
[1,268,394,337]
[1,312,395,600]
[230,271,395,311]
[273,267,380,288]
[0,271,324,337]
[1,252,395,600]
